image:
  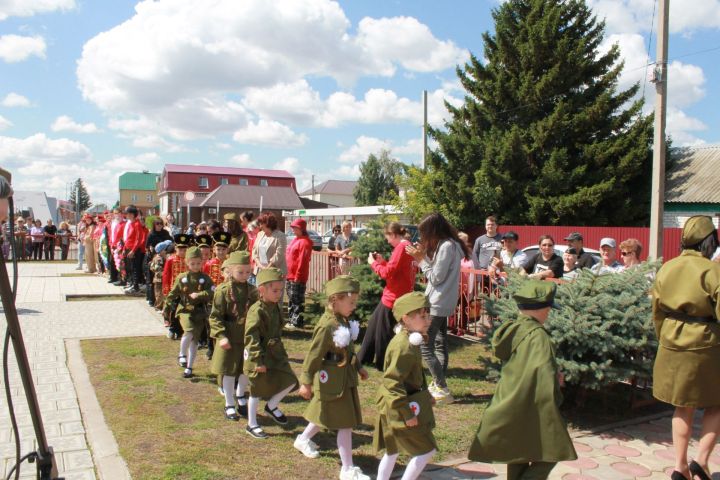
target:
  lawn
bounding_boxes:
[81,330,495,480]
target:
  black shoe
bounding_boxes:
[246,425,268,439]
[107,278,116,283]
[183,368,193,378]
[671,471,689,480]
[237,402,248,418]
[224,406,240,421]
[264,404,288,425]
[112,280,123,286]
[689,461,710,480]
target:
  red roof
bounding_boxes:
[164,163,293,179]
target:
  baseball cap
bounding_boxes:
[566,247,578,255]
[564,232,583,241]
[600,237,616,248]
[291,218,307,230]
[502,231,519,241]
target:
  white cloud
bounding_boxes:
[104,152,160,171]
[232,119,307,147]
[0,115,12,130]
[338,135,428,167]
[76,0,462,140]
[666,107,708,146]
[131,134,188,153]
[273,156,316,192]
[229,153,252,166]
[588,0,720,35]
[0,0,76,21]
[1,92,30,107]
[339,136,392,164]
[0,133,91,166]
[667,61,706,109]
[0,34,46,62]
[50,115,99,133]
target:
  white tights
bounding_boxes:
[300,423,353,470]
[179,332,198,368]
[235,374,249,405]
[377,449,436,480]
[247,383,294,427]
[222,375,236,407]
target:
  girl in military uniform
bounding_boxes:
[295,275,371,480]
[468,280,576,480]
[652,216,720,480]
[243,268,298,439]
[374,291,436,480]
[209,250,258,421]
[163,246,214,378]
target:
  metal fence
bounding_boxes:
[2,234,79,261]
[307,250,361,293]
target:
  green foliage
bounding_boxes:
[69,178,92,213]
[484,262,660,392]
[400,0,653,227]
[354,150,406,206]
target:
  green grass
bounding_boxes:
[81,332,495,480]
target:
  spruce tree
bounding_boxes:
[69,178,92,213]
[405,0,652,227]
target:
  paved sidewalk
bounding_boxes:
[0,262,165,479]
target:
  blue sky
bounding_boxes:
[1,0,719,206]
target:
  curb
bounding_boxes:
[66,338,132,480]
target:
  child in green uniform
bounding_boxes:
[208,251,258,421]
[243,268,298,439]
[163,246,215,378]
[295,275,371,480]
[374,291,437,480]
[468,280,577,480]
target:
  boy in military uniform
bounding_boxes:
[243,268,298,439]
[295,275,371,480]
[209,250,257,421]
[374,291,437,480]
[194,233,214,353]
[204,232,230,285]
[163,246,214,378]
[162,233,192,339]
[468,280,576,479]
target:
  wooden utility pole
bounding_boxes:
[649,0,669,260]
[422,90,428,170]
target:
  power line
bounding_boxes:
[641,0,658,99]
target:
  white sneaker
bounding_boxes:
[428,380,439,394]
[339,466,370,480]
[293,435,320,458]
[432,386,454,404]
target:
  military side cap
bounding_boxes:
[325,275,360,297]
[224,251,250,267]
[195,233,212,248]
[257,267,283,285]
[393,292,429,320]
[213,231,230,247]
[186,246,202,259]
[513,280,558,310]
[173,233,191,247]
[682,215,715,246]
[224,212,240,222]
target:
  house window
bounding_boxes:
[146,194,153,202]
[131,194,138,202]
[220,178,229,185]
[239,178,248,186]
[199,176,209,188]
[260,179,268,187]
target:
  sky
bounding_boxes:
[1,0,719,206]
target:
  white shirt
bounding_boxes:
[123,221,131,242]
[500,249,528,270]
[258,235,272,266]
[591,260,625,275]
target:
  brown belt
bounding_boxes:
[663,309,715,323]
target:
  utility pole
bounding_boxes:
[422,90,428,170]
[649,0,669,260]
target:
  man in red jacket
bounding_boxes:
[123,205,145,295]
[285,218,314,329]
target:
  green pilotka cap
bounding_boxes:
[682,216,716,247]
[222,251,250,268]
[392,292,429,319]
[324,275,360,297]
[256,267,283,285]
[186,246,202,259]
[224,212,239,222]
[513,280,558,310]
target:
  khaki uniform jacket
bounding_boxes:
[652,250,720,407]
[163,271,214,337]
[301,310,362,429]
[209,281,258,376]
[227,232,249,254]
[243,300,298,399]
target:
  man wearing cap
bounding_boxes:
[468,280,577,479]
[224,212,249,253]
[591,237,624,275]
[489,231,528,276]
[652,216,720,480]
[285,218,313,329]
[563,232,596,269]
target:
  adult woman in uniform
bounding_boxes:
[652,215,720,480]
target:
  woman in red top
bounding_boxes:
[285,218,314,329]
[357,222,416,370]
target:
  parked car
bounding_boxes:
[521,244,601,263]
[285,229,323,251]
[322,224,419,247]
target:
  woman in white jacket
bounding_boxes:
[406,213,469,403]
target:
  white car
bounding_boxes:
[521,244,601,263]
